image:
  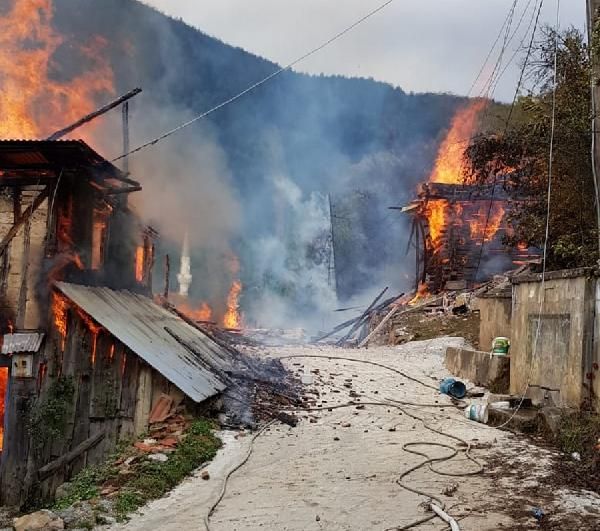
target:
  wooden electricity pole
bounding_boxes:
[587,0,600,256]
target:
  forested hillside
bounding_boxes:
[52,0,469,322]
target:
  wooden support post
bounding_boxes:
[358,295,444,348]
[37,431,105,480]
[15,214,31,328]
[0,187,49,258]
[163,254,170,299]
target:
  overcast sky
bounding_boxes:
[142,0,585,102]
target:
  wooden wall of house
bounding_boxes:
[0,187,49,331]
[0,307,170,507]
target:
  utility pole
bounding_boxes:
[122,101,130,175]
[327,194,338,299]
[587,0,600,256]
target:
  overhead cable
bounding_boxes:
[112,0,398,162]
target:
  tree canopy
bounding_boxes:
[465,28,598,270]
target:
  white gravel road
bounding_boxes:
[106,337,600,531]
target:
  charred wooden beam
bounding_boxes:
[46,88,142,141]
[37,430,105,480]
[0,186,49,257]
[336,287,389,346]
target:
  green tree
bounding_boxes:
[465,28,597,269]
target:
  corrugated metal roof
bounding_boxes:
[55,282,230,402]
[0,140,138,191]
[1,332,45,354]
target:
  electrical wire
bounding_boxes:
[471,0,545,283]
[112,0,398,163]
[493,0,560,430]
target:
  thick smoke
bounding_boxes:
[51,0,462,332]
[245,173,337,331]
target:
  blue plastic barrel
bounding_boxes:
[439,377,467,399]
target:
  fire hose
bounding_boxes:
[206,354,484,530]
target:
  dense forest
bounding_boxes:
[51,0,468,326]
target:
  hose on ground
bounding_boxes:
[278,353,484,530]
[204,420,276,531]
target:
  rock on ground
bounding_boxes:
[13,510,64,531]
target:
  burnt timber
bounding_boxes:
[401,180,537,292]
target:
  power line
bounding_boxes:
[496,0,560,429]
[472,0,545,282]
[112,0,398,163]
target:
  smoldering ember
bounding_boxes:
[0,1,600,531]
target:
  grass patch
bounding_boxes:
[556,412,600,463]
[54,419,221,521]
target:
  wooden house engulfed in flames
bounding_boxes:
[400,179,538,292]
[0,140,233,507]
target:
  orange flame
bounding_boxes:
[75,308,102,365]
[135,246,145,282]
[426,199,448,250]
[0,367,7,451]
[223,280,243,329]
[408,282,430,305]
[469,203,505,244]
[91,206,111,270]
[429,101,486,185]
[52,291,69,350]
[0,0,115,140]
[179,301,213,322]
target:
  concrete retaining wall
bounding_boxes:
[478,296,512,352]
[445,347,510,389]
[511,272,598,409]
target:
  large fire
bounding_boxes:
[0,367,7,451]
[469,203,506,244]
[179,301,213,322]
[0,0,115,139]
[429,100,486,185]
[223,280,242,329]
[423,100,506,254]
[52,291,69,350]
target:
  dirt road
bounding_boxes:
[107,338,600,530]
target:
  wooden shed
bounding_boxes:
[0,140,233,507]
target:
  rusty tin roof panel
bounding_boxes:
[55,282,229,402]
[1,332,45,354]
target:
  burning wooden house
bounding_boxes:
[0,140,234,507]
[398,101,536,293]
[402,179,535,292]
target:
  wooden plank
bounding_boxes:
[15,214,31,328]
[37,430,105,480]
[0,379,36,506]
[0,187,49,257]
[119,347,138,440]
[133,363,152,436]
[336,287,389,346]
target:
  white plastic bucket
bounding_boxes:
[465,404,489,424]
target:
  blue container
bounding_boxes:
[440,377,467,399]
